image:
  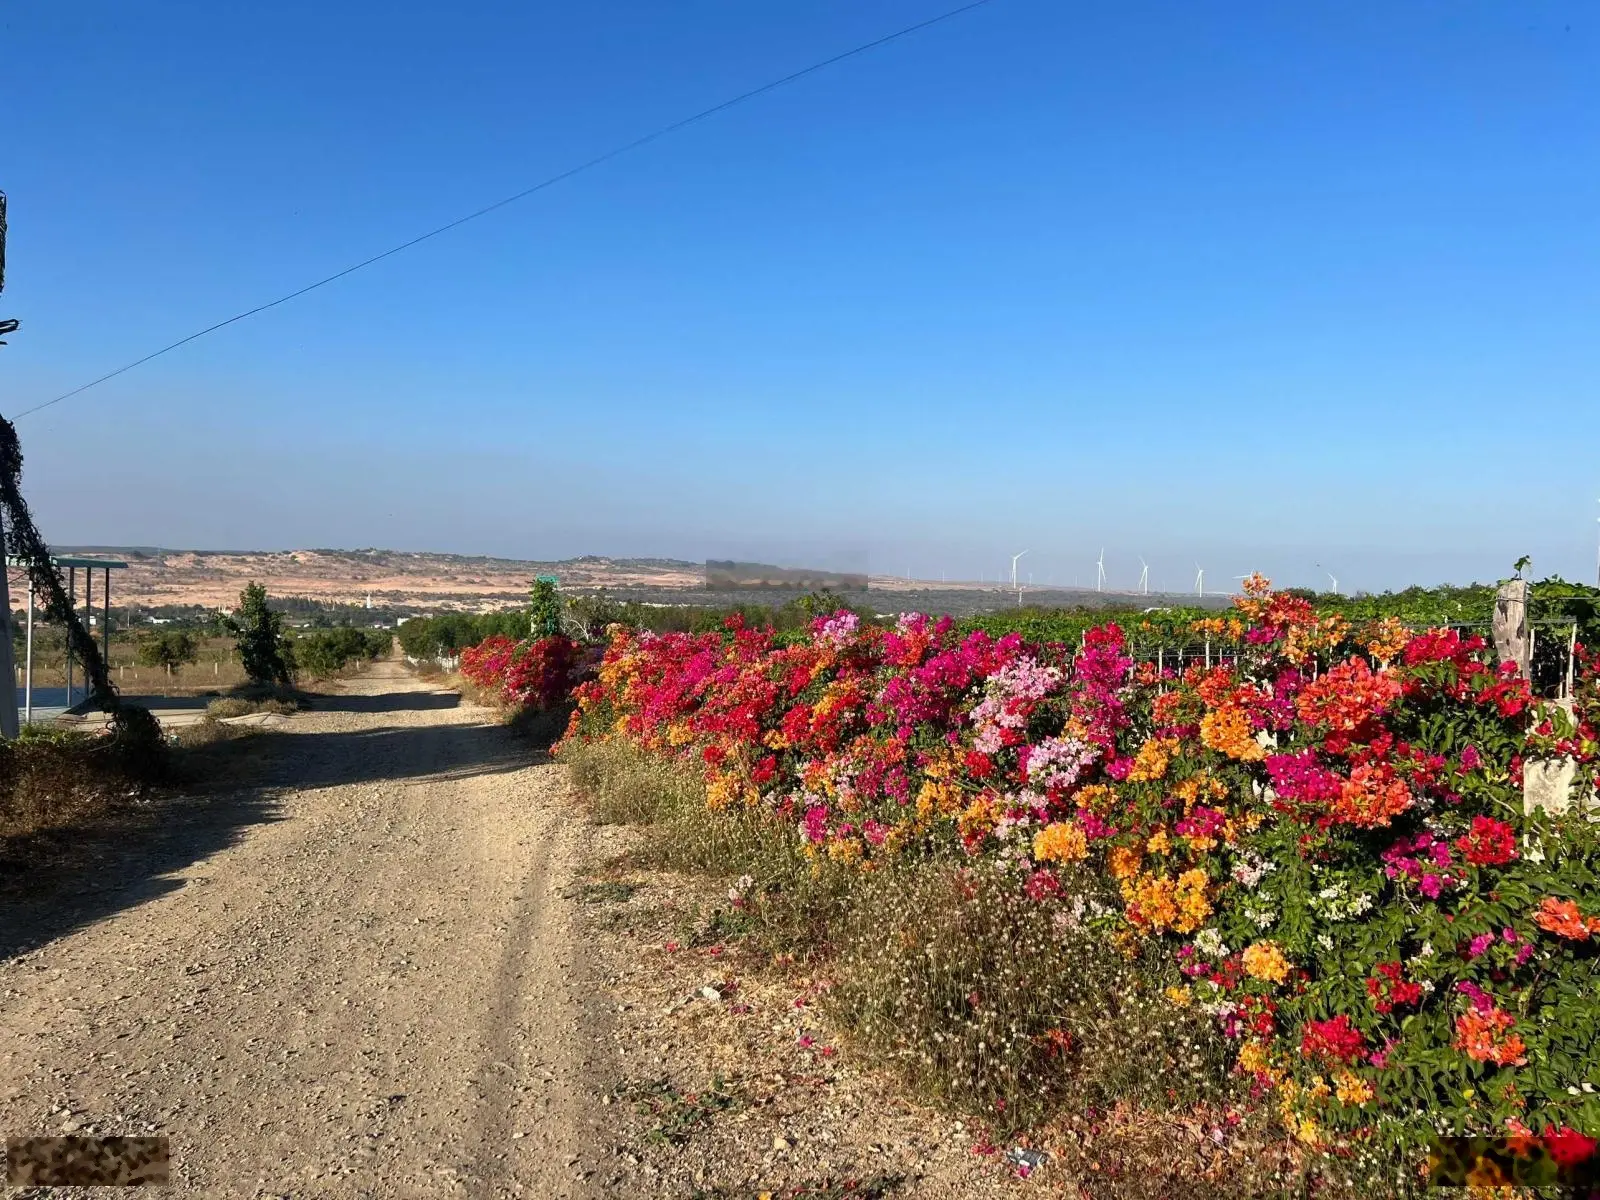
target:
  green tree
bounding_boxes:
[226,582,294,687]
[135,629,199,677]
[529,577,561,639]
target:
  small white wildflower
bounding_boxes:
[1316,934,1334,951]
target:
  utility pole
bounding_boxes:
[0,190,21,738]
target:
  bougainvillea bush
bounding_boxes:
[459,633,588,712]
[552,577,1600,1165]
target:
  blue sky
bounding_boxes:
[3,0,1597,593]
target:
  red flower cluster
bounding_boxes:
[1454,815,1518,868]
[1300,1015,1367,1063]
[461,633,583,711]
[1365,962,1423,1015]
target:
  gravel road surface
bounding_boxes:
[0,661,606,1197]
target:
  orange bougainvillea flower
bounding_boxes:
[1533,896,1592,941]
[1332,762,1415,828]
[1033,821,1089,865]
[1200,705,1266,762]
[1295,657,1402,733]
[1127,736,1178,782]
[1453,1007,1528,1067]
[1107,844,1142,880]
[1242,940,1292,985]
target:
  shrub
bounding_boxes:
[135,629,198,676]
[293,626,388,679]
[459,633,588,713]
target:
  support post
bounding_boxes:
[102,566,111,676]
[0,545,18,740]
[65,565,75,707]
[24,580,32,725]
[1567,623,1579,701]
[1493,578,1531,679]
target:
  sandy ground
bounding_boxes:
[0,661,609,1198]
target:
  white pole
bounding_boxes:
[24,580,33,725]
[1567,623,1578,700]
[0,543,18,740]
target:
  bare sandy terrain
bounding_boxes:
[0,661,609,1198]
[83,549,705,613]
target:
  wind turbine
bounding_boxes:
[1315,561,1339,596]
[1011,550,1029,607]
[1137,557,1149,596]
[1194,564,1205,598]
[1096,549,1107,592]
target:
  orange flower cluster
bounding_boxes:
[1107,844,1142,880]
[1242,940,1292,985]
[1295,657,1402,732]
[1033,821,1089,864]
[1333,1068,1376,1106]
[1332,763,1415,828]
[1533,897,1600,941]
[1359,616,1411,663]
[1453,1007,1528,1067]
[1200,705,1266,762]
[1127,736,1178,782]
[1120,868,1211,933]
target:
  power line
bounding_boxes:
[14,0,998,420]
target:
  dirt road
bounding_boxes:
[0,661,607,1197]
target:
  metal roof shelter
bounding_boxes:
[4,554,128,726]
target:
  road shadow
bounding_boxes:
[235,721,547,792]
[0,688,556,963]
[0,743,285,962]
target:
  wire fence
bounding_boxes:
[1107,617,1586,701]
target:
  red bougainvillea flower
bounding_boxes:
[1542,1126,1600,1169]
[1365,962,1423,1014]
[1454,816,1518,867]
[1300,1015,1366,1063]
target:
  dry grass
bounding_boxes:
[16,635,249,696]
[561,738,1408,1198]
[0,727,160,842]
[205,695,297,720]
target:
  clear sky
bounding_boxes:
[3,1,1597,594]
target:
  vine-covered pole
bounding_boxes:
[0,504,18,739]
[0,189,19,737]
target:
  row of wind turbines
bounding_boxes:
[1003,550,1341,601]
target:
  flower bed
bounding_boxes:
[553,578,1600,1156]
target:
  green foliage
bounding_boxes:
[134,629,199,675]
[293,626,389,679]
[529,578,561,639]
[396,610,533,659]
[225,582,294,687]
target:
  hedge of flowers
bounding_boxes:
[541,578,1600,1154]
[459,633,585,711]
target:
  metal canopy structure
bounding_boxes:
[4,554,128,726]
